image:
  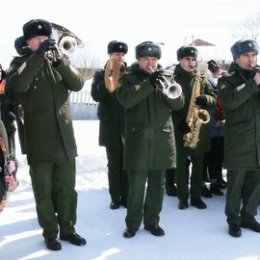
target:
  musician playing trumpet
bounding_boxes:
[172,46,216,211]
[218,39,260,238]
[91,40,129,210]
[116,41,184,238]
[7,19,86,250]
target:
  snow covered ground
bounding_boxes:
[1,120,260,260]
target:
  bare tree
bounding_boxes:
[69,42,105,80]
[232,12,260,41]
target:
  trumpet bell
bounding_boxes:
[162,82,182,99]
[59,35,77,54]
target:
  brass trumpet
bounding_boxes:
[51,22,84,54]
[149,67,182,99]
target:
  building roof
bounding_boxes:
[192,38,215,46]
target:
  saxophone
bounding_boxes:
[183,63,210,149]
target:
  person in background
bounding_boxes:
[202,60,226,197]
[172,45,216,210]
[218,39,260,238]
[0,64,17,213]
[7,19,86,250]
[117,41,184,238]
[91,40,128,209]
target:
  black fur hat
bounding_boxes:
[135,41,162,60]
[207,59,220,73]
[107,40,128,54]
[14,36,28,55]
[23,19,52,40]
[177,45,198,60]
[231,39,259,59]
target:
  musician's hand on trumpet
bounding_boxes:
[149,70,165,88]
[44,41,64,67]
[149,67,182,99]
[36,38,55,57]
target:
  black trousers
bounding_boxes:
[106,144,128,203]
[203,136,224,182]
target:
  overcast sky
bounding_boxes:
[1,0,260,68]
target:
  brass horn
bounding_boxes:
[50,22,84,54]
[149,67,182,99]
[104,58,121,93]
[58,35,77,54]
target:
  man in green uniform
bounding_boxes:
[172,46,216,210]
[7,19,86,250]
[91,40,128,209]
[117,41,184,238]
[218,39,260,237]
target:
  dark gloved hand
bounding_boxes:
[178,120,191,134]
[149,70,165,88]
[35,39,56,57]
[195,95,207,108]
[51,46,64,67]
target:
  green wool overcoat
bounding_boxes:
[218,63,260,170]
[91,67,125,148]
[7,47,84,165]
[172,64,217,156]
[116,63,185,170]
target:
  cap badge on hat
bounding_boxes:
[148,47,152,52]
[191,50,194,53]
[248,42,252,47]
[119,45,122,49]
[37,25,42,30]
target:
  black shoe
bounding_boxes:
[165,185,177,197]
[44,237,62,251]
[241,218,260,232]
[191,198,207,209]
[219,179,227,189]
[60,233,86,246]
[201,185,212,198]
[178,200,188,210]
[210,183,224,196]
[228,223,241,237]
[123,228,136,238]
[110,201,120,210]
[144,224,165,236]
[120,198,127,208]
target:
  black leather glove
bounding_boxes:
[149,70,164,88]
[51,46,64,67]
[35,39,55,57]
[195,95,207,108]
[178,120,191,134]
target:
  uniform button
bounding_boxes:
[34,86,37,89]
[35,78,38,81]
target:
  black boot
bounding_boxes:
[228,223,241,237]
[44,237,62,251]
[110,200,120,209]
[191,198,207,209]
[201,184,212,198]
[241,217,260,232]
[165,184,177,197]
[178,199,188,210]
[123,228,137,238]
[60,232,86,246]
[210,183,224,196]
[144,224,165,236]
